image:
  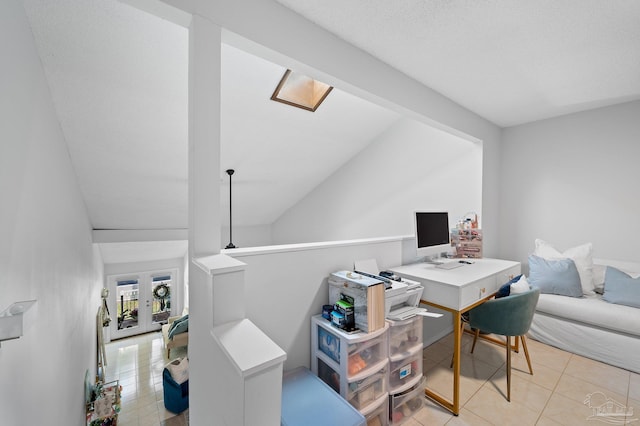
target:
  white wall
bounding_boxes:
[155,1,503,422]
[182,252,189,310]
[271,118,483,248]
[0,1,103,423]
[228,237,405,370]
[162,0,503,257]
[499,100,640,266]
[221,224,272,248]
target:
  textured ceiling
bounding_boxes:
[275,0,640,127]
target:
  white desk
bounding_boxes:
[390,258,520,415]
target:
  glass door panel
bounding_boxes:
[116,279,140,332]
[109,269,178,340]
[151,275,172,325]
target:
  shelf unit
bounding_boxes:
[311,315,389,417]
[86,380,120,426]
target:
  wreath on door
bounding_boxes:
[153,283,170,300]
[153,283,170,312]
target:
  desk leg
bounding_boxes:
[421,295,497,416]
[424,310,461,416]
[452,310,461,415]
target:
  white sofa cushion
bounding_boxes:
[535,293,640,337]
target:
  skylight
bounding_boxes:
[270,69,333,112]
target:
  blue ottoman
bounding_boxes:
[163,368,189,414]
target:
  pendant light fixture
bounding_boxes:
[225,169,236,249]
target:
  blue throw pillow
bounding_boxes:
[168,314,189,337]
[169,317,189,339]
[495,274,523,298]
[528,255,583,298]
[603,267,640,308]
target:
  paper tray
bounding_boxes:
[385,285,423,317]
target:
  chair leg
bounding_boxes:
[470,328,480,353]
[520,335,534,375]
[506,335,511,402]
[167,348,170,359]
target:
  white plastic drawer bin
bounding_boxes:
[362,392,389,426]
[347,361,388,410]
[389,376,426,425]
[388,345,423,392]
[387,316,423,358]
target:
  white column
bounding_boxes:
[187,14,222,425]
[189,14,221,259]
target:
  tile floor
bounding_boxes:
[104,331,187,426]
[105,330,640,425]
[417,331,639,426]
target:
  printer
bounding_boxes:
[353,259,426,321]
[385,278,425,320]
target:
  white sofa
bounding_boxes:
[528,258,640,373]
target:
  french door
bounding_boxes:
[108,269,178,340]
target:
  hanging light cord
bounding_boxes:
[225,169,236,249]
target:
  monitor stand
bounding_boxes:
[423,255,445,265]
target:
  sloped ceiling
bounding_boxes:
[22,0,640,263]
[22,0,401,262]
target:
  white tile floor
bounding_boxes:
[104,331,187,426]
[105,330,640,425]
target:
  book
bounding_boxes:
[328,271,385,333]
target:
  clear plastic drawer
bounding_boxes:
[387,316,422,358]
[347,332,388,379]
[389,376,426,425]
[388,346,423,392]
[316,357,341,393]
[346,362,388,410]
[363,393,389,426]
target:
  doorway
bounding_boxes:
[108,269,178,340]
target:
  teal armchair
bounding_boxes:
[467,287,540,401]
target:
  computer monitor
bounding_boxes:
[414,211,451,262]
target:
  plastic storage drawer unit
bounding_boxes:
[312,315,389,398]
